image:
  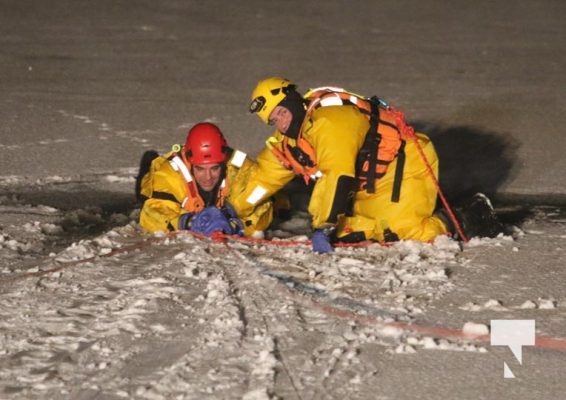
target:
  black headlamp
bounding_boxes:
[249,96,266,114]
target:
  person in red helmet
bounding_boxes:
[136,122,273,237]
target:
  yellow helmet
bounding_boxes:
[249,77,296,124]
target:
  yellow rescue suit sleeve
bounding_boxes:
[226,155,274,236]
[229,133,296,220]
[139,156,187,232]
[305,106,369,228]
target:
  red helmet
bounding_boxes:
[184,122,228,165]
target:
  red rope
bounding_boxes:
[210,231,394,248]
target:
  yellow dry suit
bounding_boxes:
[232,88,449,242]
[139,147,273,236]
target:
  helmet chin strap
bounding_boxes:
[278,90,307,139]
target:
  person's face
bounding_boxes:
[268,105,292,134]
[192,164,222,191]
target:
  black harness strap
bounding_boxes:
[391,141,406,203]
[152,191,180,204]
[364,101,381,193]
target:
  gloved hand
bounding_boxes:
[189,207,233,236]
[178,212,194,230]
[189,206,246,237]
[311,229,334,254]
[220,203,244,236]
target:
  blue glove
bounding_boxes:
[312,229,334,254]
[189,207,235,236]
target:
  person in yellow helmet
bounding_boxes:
[136,122,273,237]
[231,77,502,252]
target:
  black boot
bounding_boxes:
[436,193,504,240]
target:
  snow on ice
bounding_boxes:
[0,175,564,399]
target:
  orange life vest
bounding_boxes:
[266,135,322,185]
[269,86,415,196]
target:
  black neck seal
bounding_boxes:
[278,89,307,139]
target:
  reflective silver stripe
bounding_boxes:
[319,96,343,107]
[310,170,323,180]
[246,186,268,205]
[230,150,247,168]
[170,156,193,183]
[220,178,226,189]
[311,86,344,93]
